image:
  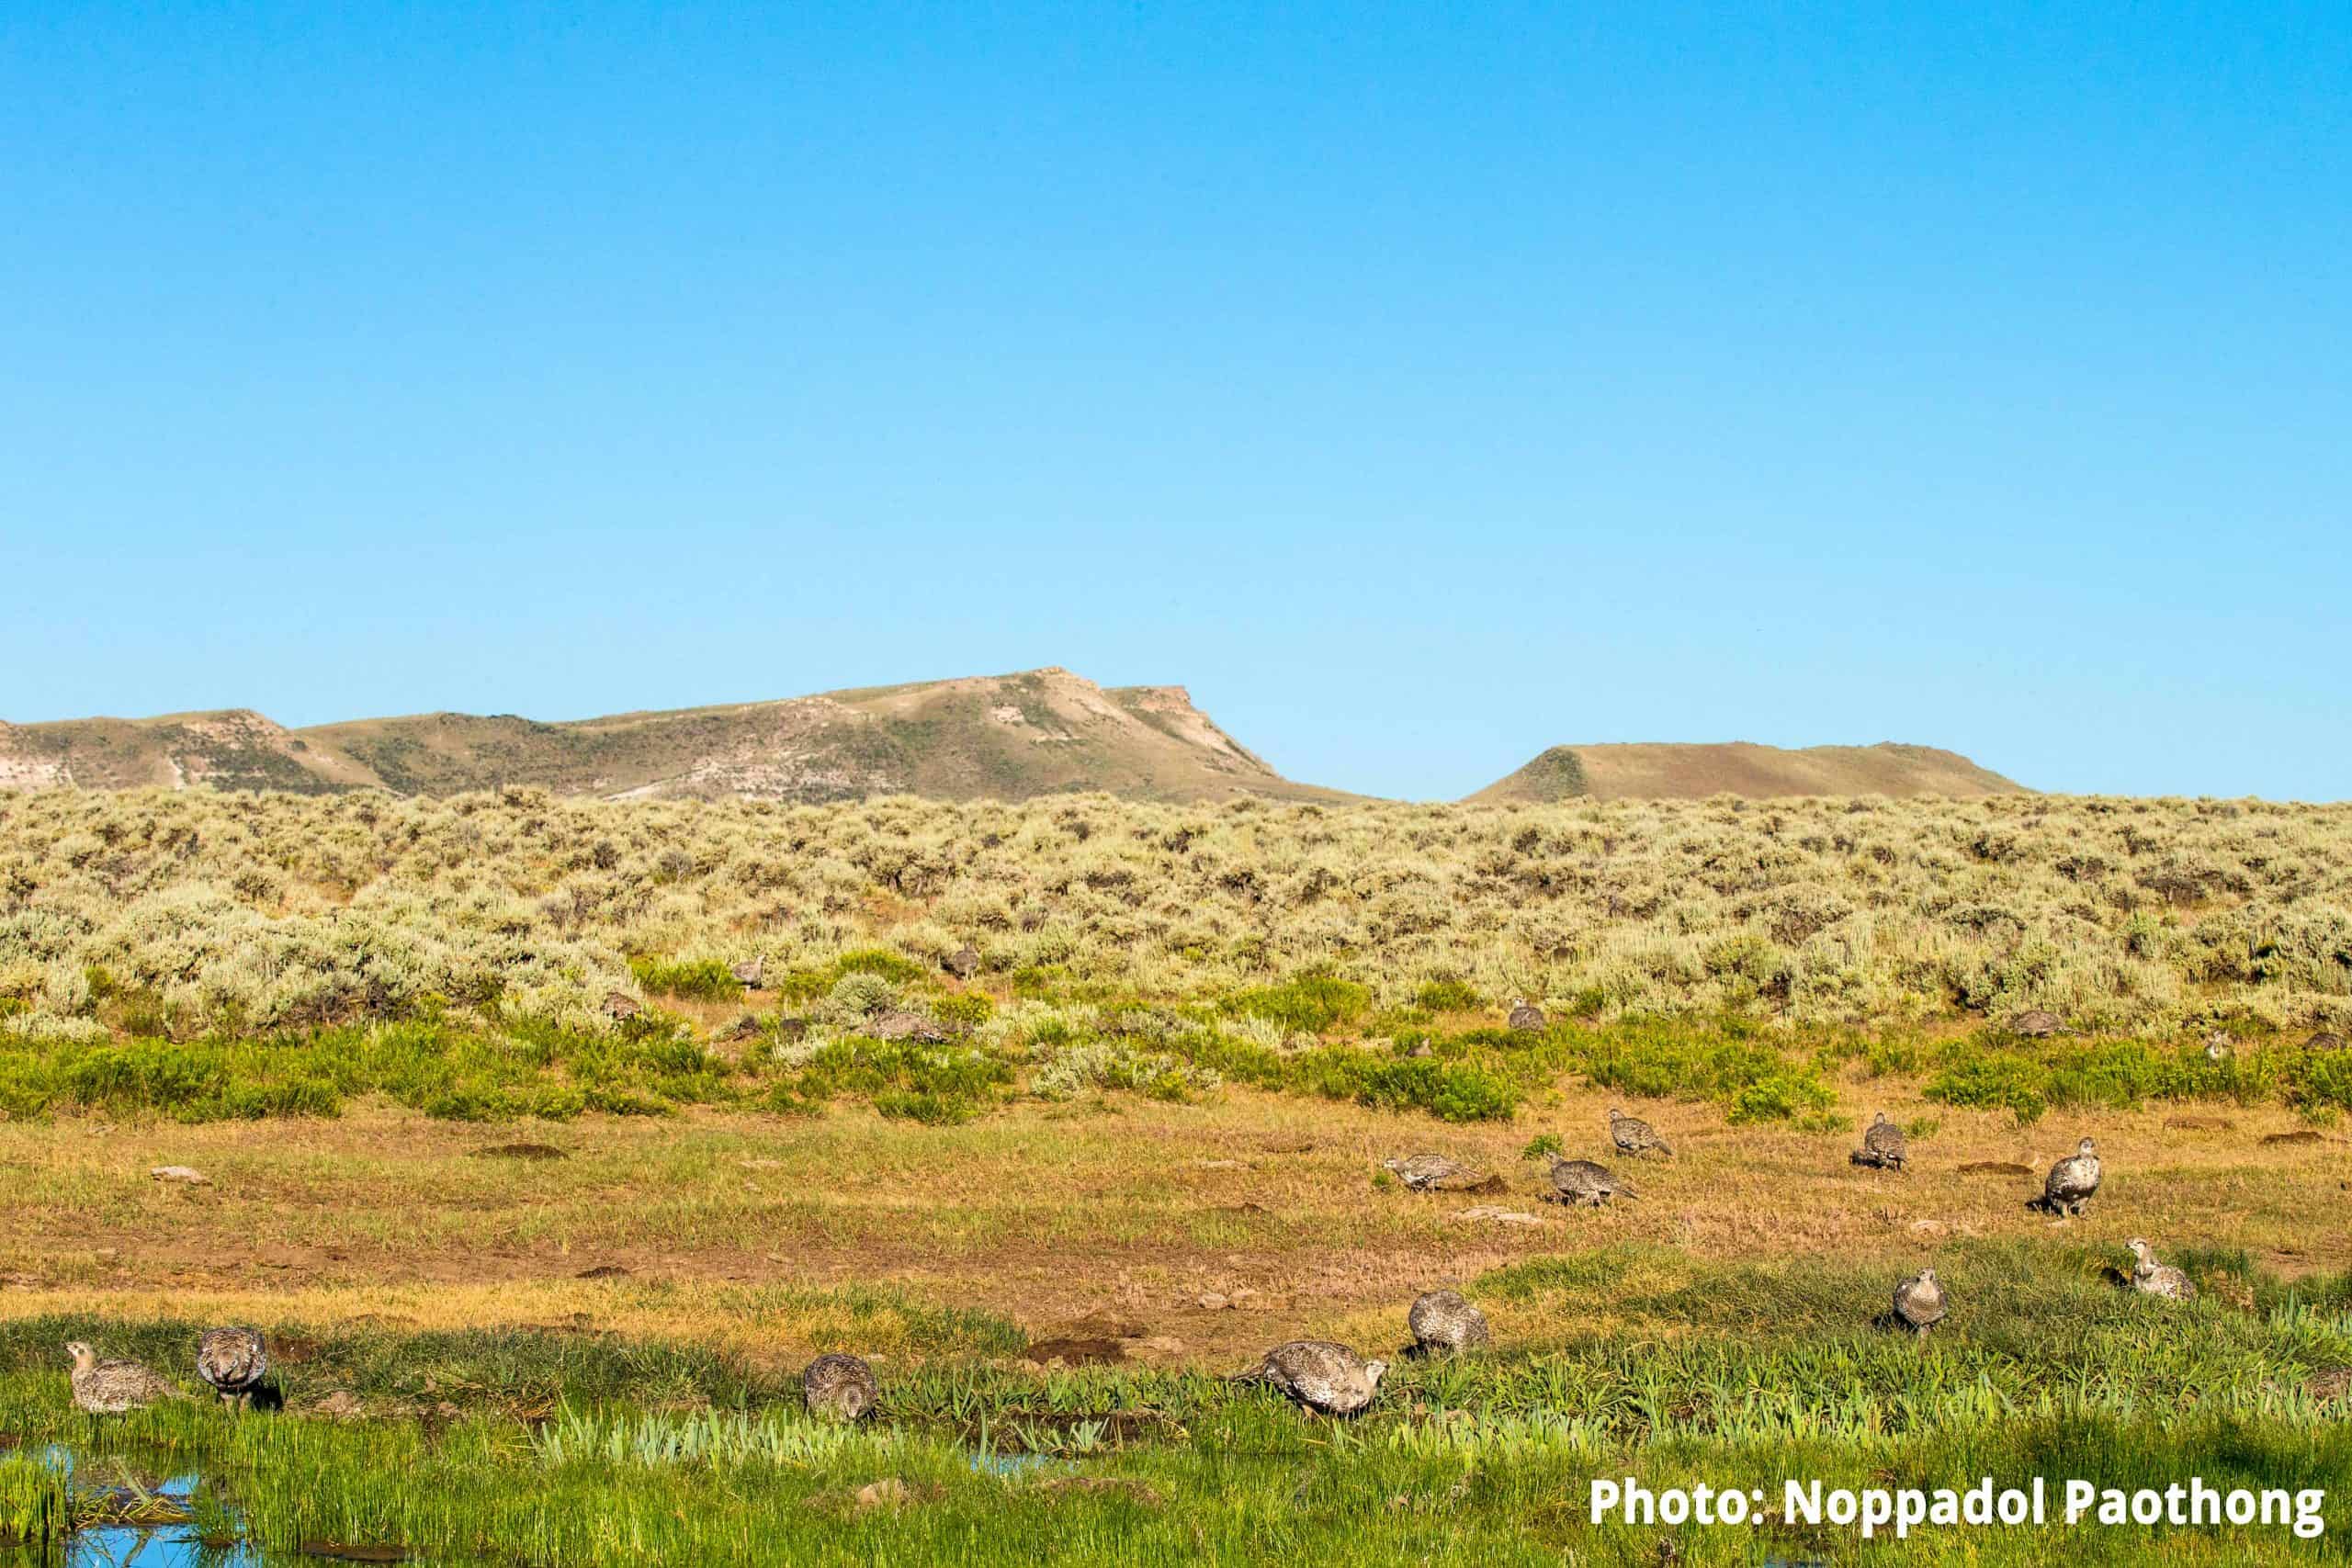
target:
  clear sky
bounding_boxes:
[4,3,2346,801]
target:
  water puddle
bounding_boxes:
[2,1447,407,1568]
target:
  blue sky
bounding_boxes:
[3,3,2346,801]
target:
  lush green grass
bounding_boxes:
[0,1242,2345,1563]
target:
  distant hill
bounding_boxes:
[1468,741,2024,803]
[0,669,1354,805]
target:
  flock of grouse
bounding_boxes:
[59,1001,2237,1430]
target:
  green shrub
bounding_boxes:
[1413,978,1482,1012]
[1227,974,1372,1035]
[627,957,743,1002]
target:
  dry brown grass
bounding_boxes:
[0,1079,2337,1366]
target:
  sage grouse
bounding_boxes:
[944,943,981,980]
[196,1326,269,1410]
[1544,1156,1634,1206]
[66,1342,177,1430]
[1407,1290,1491,1356]
[2125,1239,2196,1301]
[1506,998,1546,1032]
[1891,1269,1948,1338]
[2037,1137,2102,1216]
[2307,1032,2346,1053]
[1850,1111,1907,1171]
[1608,1108,1671,1159]
[2007,1009,2063,1039]
[802,1353,878,1422]
[1382,1154,1489,1193]
[729,956,763,988]
[1234,1340,1387,1416]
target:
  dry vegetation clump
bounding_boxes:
[0,787,2344,1124]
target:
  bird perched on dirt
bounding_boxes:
[944,943,981,980]
[196,1326,269,1411]
[867,1010,945,1043]
[2125,1239,2196,1301]
[1543,1157,1634,1206]
[601,991,641,1021]
[1382,1154,1490,1192]
[66,1342,178,1436]
[1891,1269,1947,1338]
[729,956,763,988]
[1407,1291,1490,1356]
[1506,998,1546,1032]
[1608,1108,1671,1159]
[802,1354,879,1422]
[2036,1137,2102,1216]
[1233,1340,1387,1416]
[2007,1009,2063,1039]
[1850,1111,1907,1171]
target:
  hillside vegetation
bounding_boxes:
[1472,740,2021,802]
[0,668,1349,805]
[0,788,2341,1056]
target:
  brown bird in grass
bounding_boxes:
[197,1326,269,1411]
[601,991,641,1021]
[1382,1154,1489,1192]
[1608,1108,1671,1159]
[1892,1269,1947,1338]
[1233,1340,1387,1416]
[729,956,764,988]
[2037,1137,2101,1216]
[1544,1156,1635,1206]
[2125,1239,2196,1301]
[1505,998,1546,1032]
[802,1353,878,1422]
[2007,1009,2063,1039]
[944,943,982,980]
[66,1341,179,1439]
[1406,1291,1490,1356]
[1850,1111,1907,1171]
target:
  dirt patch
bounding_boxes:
[575,1265,632,1280]
[2166,1115,2235,1131]
[473,1143,568,1161]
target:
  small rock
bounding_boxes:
[855,1479,910,1512]
[151,1166,209,1185]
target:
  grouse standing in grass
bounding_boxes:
[801,1354,878,1422]
[1234,1341,1387,1416]
[66,1342,177,1438]
[1851,1111,1908,1171]
[2038,1137,2102,1216]
[196,1326,269,1411]
[1891,1269,1947,1339]
[1506,998,1546,1032]
[729,956,764,988]
[944,943,982,980]
[2125,1239,2196,1301]
[1608,1108,1671,1159]
[1406,1291,1490,1356]
[2007,1009,2063,1039]
[1382,1154,1490,1192]
[1544,1157,1634,1206]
